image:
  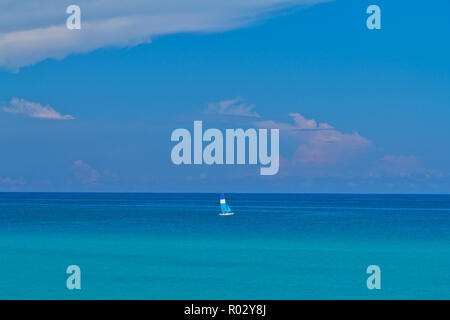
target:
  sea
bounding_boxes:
[0,193,449,299]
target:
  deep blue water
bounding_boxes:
[0,193,449,299]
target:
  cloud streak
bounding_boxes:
[371,154,439,179]
[0,0,328,70]
[206,97,260,117]
[2,98,74,120]
[0,176,25,186]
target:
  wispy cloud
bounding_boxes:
[0,0,329,70]
[2,98,74,120]
[206,97,260,118]
[72,160,119,186]
[0,176,25,186]
[371,154,439,179]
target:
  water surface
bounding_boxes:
[0,193,449,299]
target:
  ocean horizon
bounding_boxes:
[1,192,449,299]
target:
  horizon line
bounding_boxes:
[0,191,449,196]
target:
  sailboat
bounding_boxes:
[219,194,234,216]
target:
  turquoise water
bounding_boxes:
[0,193,449,299]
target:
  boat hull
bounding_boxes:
[219,212,234,216]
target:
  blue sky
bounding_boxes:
[0,0,449,193]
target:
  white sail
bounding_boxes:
[219,194,234,215]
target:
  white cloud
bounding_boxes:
[0,0,329,70]
[206,97,260,117]
[72,160,100,185]
[289,112,333,130]
[72,160,119,185]
[2,98,74,120]
[255,112,371,165]
[292,129,370,165]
